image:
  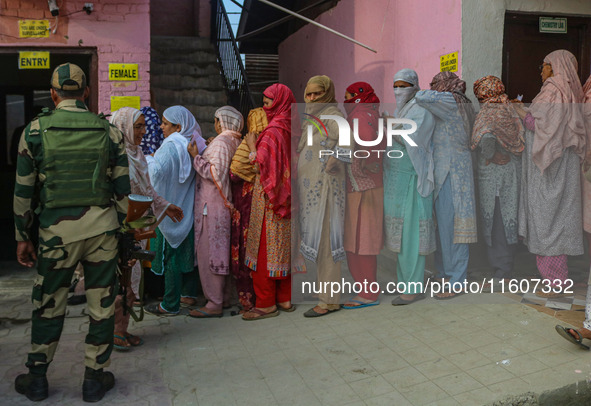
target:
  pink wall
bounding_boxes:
[278,0,462,107]
[0,0,151,114]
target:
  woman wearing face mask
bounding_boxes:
[384,69,436,305]
[517,50,585,297]
[341,82,384,309]
[144,106,200,316]
[110,107,184,348]
[297,75,350,317]
[415,72,477,300]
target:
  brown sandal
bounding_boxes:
[242,308,279,321]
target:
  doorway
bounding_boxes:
[502,12,591,102]
[0,47,97,260]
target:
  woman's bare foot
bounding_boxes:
[277,301,292,310]
[568,327,591,340]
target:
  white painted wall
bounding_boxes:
[461,0,591,101]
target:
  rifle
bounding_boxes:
[117,194,158,322]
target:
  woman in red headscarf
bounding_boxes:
[242,83,296,320]
[340,82,385,309]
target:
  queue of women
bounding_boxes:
[109,49,591,350]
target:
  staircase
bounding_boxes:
[150,36,227,137]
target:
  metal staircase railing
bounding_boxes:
[211,0,256,120]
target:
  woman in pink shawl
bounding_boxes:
[110,107,183,349]
[556,76,591,348]
[582,77,591,254]
[187,106,243,318]
[517,49,585,295]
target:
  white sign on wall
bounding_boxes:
[539,17,567,34]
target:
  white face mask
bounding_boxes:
[393,87,417,111]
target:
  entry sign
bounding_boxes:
[440,51,458,72]
[18,20,50,38]
[19,51,50,69]
[539,17,567,33]
[111,96,141,112]
[109,64,139,81]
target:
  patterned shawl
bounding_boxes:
[139,106,164,155]
[231,108,268,183]
[344,82,383,191]
[206,106,243,203]
[530,49,586,171]
[110,107,170,219]
[471,75,525,155]
[430,71,475,137]
[256,84,296,218]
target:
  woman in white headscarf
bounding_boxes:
[384,69,436,305]
[110,107,184,346]
[144,105,199,315]
[187,106,243,318]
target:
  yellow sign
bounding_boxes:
[440,51,458,72]
[110,96,141,112]
[18,20,50,38]
[108,64,139,81]
[18,51,50,69]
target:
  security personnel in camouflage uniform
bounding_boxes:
[13,63,130,402]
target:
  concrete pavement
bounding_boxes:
[1,260,591,406]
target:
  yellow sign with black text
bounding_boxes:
[18,51,50,69]
[440,51,458,72]
[110,96,141,112]
[18,20,50,38]
[108,64,139,81]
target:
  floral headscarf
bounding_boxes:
[471,76,525,155]
[139,106,164,155]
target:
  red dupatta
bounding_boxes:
[256,83,296,218]
[344,82,383,192]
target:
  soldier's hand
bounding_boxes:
[165,204,184,223]
[16,241,36,268]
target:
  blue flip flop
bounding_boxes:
[342,299,380,309]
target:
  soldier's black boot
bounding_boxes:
[15,372,49,401]
[82,367,115,402]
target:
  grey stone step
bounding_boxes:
[150,62,220,77]
[151,74,223,91]
[151,50,218,65]
[153,88,227,107]
[151,36,215,52]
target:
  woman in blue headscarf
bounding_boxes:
[144,106,199,315]
[384,69,436,305]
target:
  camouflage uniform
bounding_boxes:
[14,98,130,375]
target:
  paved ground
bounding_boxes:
[1,259,591,406]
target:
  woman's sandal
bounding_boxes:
[114,334,131,351]
[555,325,590,350]
[242,308,279,321]
[124,332,144,347]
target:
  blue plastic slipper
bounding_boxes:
[342,299,380,309]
